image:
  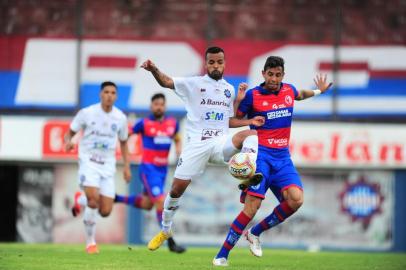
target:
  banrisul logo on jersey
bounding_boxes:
[204,111,224,121]
[339,176,384,228]
[200,99,230,107]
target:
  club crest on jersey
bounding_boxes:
[251,183,261,190]
[111,123,117,132]
[285,95,293,105]
[224,89,231,98]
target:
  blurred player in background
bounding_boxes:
[142,46,265,252]
[213,56,332,266]
[114,93,186,253]
[65,81,131,254]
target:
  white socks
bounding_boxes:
[162,194,180,234]
[241,135,258,163]
[83,206,98,246]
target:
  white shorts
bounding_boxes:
[78,164,115,198]
[174,135,238,180]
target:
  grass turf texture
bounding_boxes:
[0,244,405,270]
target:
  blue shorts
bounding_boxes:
[240,147,302,203]
[139,163,168,202]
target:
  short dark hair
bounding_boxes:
[263,56,285,72]
[100,81,117,90]
[151,93,165,102]
[205,46,225,60]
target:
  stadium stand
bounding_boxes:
[1,0,404,43]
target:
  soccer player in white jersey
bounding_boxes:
[64,81,131,254]
[141,46,265,251]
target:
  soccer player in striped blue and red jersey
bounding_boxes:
[114,93,186,253]
[213,56,332,266]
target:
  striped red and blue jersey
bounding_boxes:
[132,115,179,167]
[237,83,298,156]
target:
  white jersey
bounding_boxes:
[70,103,128,175]
[173,74,235,142]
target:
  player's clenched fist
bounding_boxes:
[237,82,249,101]
[141,59,157,72]
[250,116,265,127]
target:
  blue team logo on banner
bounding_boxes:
[339,176,384,228]
[224,89,231,98]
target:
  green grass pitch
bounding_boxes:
[1,243,405,270]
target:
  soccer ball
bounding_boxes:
[228,153,256,180]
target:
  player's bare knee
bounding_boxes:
[287,193,303,210]
[87,199,99,209]
[99,211,111,217]
[287,198,303,211]
[99,208,112,217]
[285,188,303,210]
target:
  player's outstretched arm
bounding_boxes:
[120,140,132,183]
[141,59,175,89]
[229,116,265,128]
[295,74,333,101]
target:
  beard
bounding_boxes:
[208,70,223,81]
[153,111,164,119]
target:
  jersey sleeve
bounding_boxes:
[229,85,236,117]
[236,90,253,118]
[70,109,85,132]
[173,77,192,100]
[290,84,299,98]
[118,115,129,141]
[174,120,180,135]
[132,119,144,134]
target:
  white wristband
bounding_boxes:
[313,89,322,96]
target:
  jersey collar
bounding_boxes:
[148,114,165,121]
[257,82,284,95]
[203,74,225,83]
